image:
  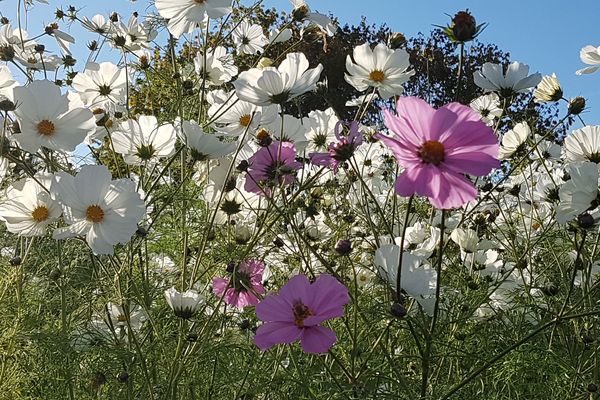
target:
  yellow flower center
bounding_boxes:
[418,140,445,165]
[369,69,385,83]
[256,128,270,141]
[86,204,105,223]
[117,314,127,322]
[239,114,252,127]
[31,205,49,222]
[37,120,55,136]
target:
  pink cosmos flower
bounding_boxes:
[309,121,363,173]
[244,141,303,196]
[213,259,266,309]
[254,274,349,354]
[374,97,500,209]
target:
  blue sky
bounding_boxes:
[3,0,600,123]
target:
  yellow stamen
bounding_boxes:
[37,120,55,136]
[31,205,49,222]
[86,204,105,223]
[369,70,385,83]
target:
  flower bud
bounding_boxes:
[388,32,407,49]
[257,57,273,69]
[568,97,586,115]
[390,302,407,318]
[335,239,352,255]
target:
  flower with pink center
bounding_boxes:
[309,121,363,173]
[374,97,500,209]
[254,274,349,354]
[212,259,266,309]
[244,141,303,196]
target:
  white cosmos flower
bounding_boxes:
[576,45,600,75]
[106,302,148,331]
[564,126,600,163]
[81,14,111,34]
[0,174,61,236]
[305,107,339,152]
[290,0,337,36]
[72,62,128,106]
[259,114,308,151]
[155,0,230,38]
[232,21,268,55]
[233,52,323,106]
[469,93,502,126]
[14,47,62,71]
[0,65,17,101]
[533,73,562,102]
[208,93,277,137]
[181,120,236,160]
[474,61,542,95]
[375,244,437,315]
[556,162,599,224]
[164,287,205,319]
[51,165,146,255]
[194,46,238,86]
[12,80,96,153]
[499,122,530,160]
[268,28,292,44]
[111,116,177,165]
[345,43,414,99]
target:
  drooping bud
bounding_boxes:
[568,97,586,115]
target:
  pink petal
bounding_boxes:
[393,97,436,141]
[383,109,423,149]
[212,277,229,297]
[443,152,500,176]
[429,170,478,209]
[305,275,349,323]
[254,321,302,351]
[373,133,420,165]
[256,294,295,322]
[279,275,311,305]
[439,121,498,151]
[394,165,437,199]
[300,326,337,354]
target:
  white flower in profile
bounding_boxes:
[564,126,600,163]
[0,174,61,236]
[12,80,96,153]
[233,52,323,106]
[14,47,62,71]
[556,161,598,224]
[232,21,268,55]
[576,45,600,75]
[345,43,414,99]
[155,0,231,38]
[194,46,238,86]
[0,65,17,101]
[81,14,111,34]
[44,23,75,56]
[111,116,177,165]
[449,228,480,253]
[268,28,292,44]
[71,62,128,106]
[164,287,205,319]
[290,0,337,36]
[51,165,146,255]
[474,61,542,96]
[499,122,530,160]
[533,73,562,103]
[106,302,148,331]
[374,244,437,315]
[181,120,236,160]
[110,14,157,51]
[470,93,502,126]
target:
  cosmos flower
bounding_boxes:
[181,120,236,160]
[576,45,600,75]
[474,61,542,97]
[155,0,231,38]
[309,121,363,173]
[564,126,600,163]
[12,80,96,153]
[232,21,268,55]
[499,122,530,160]
[374,97,500,209]
[164,287,205,319]
[194,46,238,86]
[244,141,303,196]
[0,174,61,236]
[51,165,146,255]
[533,73,563,103]
[556,162,598,224]
[345,43,414,99]
[111,116,177,165]
[71,62,128,106]
[469,93,502,126]
[0,65,17,101]
[254,274,349,354]
[233,52,323,106]
[212,259,266,308]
